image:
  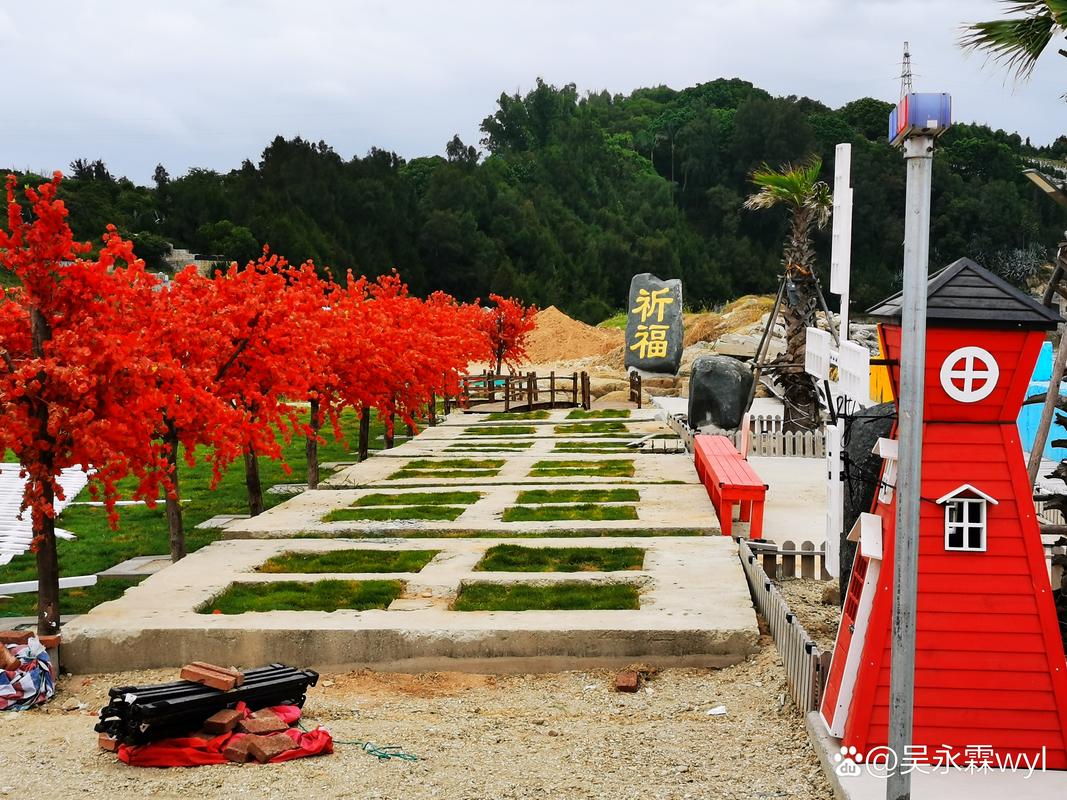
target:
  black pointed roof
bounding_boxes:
[868,257,1062,330]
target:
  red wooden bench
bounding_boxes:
[693,434,767,538]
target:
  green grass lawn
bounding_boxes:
[257,549,438,573]
[515,488,640,504]
[553,421,628,434]
[323,505,467,522]
[462,425,537,437]
[486,410,550,421]
[502,504,638,522]
[352,491,481,507]
[452,581,640,611]
[529,460,635,478]
[597,312,628,330]
[388,469,500,480]
[475,545,644,572]
[565,409,631,420]
[199,579,405,614]
[0,408,383,617]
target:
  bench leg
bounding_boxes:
[749,501,765,539]
[718,500,733,537]
[740,500,751,522]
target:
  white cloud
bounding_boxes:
[3,0,1063,182]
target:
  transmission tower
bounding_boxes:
[900,41,914,97]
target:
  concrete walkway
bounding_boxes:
[62,409,758,673]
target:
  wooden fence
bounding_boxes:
[732,428,826,458]
[745,539,833,581]
[739,539,832,713]
[629,372,643,408]
[457,371,591,411]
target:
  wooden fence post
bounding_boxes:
[782,539,796,578]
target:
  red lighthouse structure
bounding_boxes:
[820,257,1067,768]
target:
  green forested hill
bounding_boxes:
[9,78,1067,321]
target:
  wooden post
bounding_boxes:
[550,371,556,408]
[527,373,534,411]
[572,372,578,406]
[488,371,496,403]
[504,375,511,412]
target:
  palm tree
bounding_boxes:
[962,1,1067,88]
[744,158,833,432]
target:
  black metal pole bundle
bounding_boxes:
[95,663,319,745]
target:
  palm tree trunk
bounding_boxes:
[779,275,820,432]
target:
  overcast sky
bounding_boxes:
[2,1,1064,184]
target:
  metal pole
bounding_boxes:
[887,134,934,800]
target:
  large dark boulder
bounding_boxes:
[624,273,684,375]
[688,356,754,431]
[840,402,896,597]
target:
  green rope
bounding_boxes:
[298,721,418,761]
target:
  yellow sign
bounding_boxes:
[629,324,670,359]
[630,287,674,324]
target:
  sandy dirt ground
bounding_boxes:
[1,642,832,800]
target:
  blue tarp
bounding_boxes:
[1018,342,1067,461]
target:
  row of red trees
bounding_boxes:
[0,173,536,634]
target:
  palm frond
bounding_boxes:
[743,158,826,213]
[961,0,1064,79]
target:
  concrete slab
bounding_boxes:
[97,554,171,579]
[61,536,759,674]
[222,482,721,538]
[806,712,1067,800]
[748,456,827,546]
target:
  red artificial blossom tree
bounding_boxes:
[209,251,319,516]
[146,267,255,560]
[0,174,169,634]
[483,293,537,374]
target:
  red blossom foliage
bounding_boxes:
[482,293,537,373]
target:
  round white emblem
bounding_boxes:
[940,346,999,403]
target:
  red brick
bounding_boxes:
[38,634,61,649]
[223,735,251,763]
[189,661,244,686]
[98,733,119,752]
[614,670,640,693]
[203,708,243,735]
[245,733,299,763]
[180,664,238,691]
[0,631,31,646]
[0,646,19,672]
[236,712,288,735]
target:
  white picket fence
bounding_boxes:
[732,427,826,458]
[0,465,88,565]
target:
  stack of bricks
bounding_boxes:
[179,661,245,691]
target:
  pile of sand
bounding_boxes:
[524,306,623,363]
[683,295,775,347]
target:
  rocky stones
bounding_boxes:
[688,356,754,431]
[624,274,684,375]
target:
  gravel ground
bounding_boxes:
[776,578,841,652]
[0,640,832,800]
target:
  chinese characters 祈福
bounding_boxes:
[629,287,675,360]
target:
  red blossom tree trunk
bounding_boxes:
[30,307,60,636]
[358,408,371,462]
[244,448,264,516]
[306,398,320,490]
[164,417,186,562]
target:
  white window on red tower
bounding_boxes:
[936,484,998,552]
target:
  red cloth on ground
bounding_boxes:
[115,705,332,768]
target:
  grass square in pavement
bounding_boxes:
[351,491,482,507]
[515,488,640,504]
[565,409,631,420]
[553,421,628,435]
[486,410,550,421]
[528,460,635,478]
[199,579,405,613]
[324,505,467,522]
[388,458,503,480]
[452,581,640,611]
[462,425,536,437]
[475,544,644,572]
[257,549,438,573]
[502,504,638,522]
